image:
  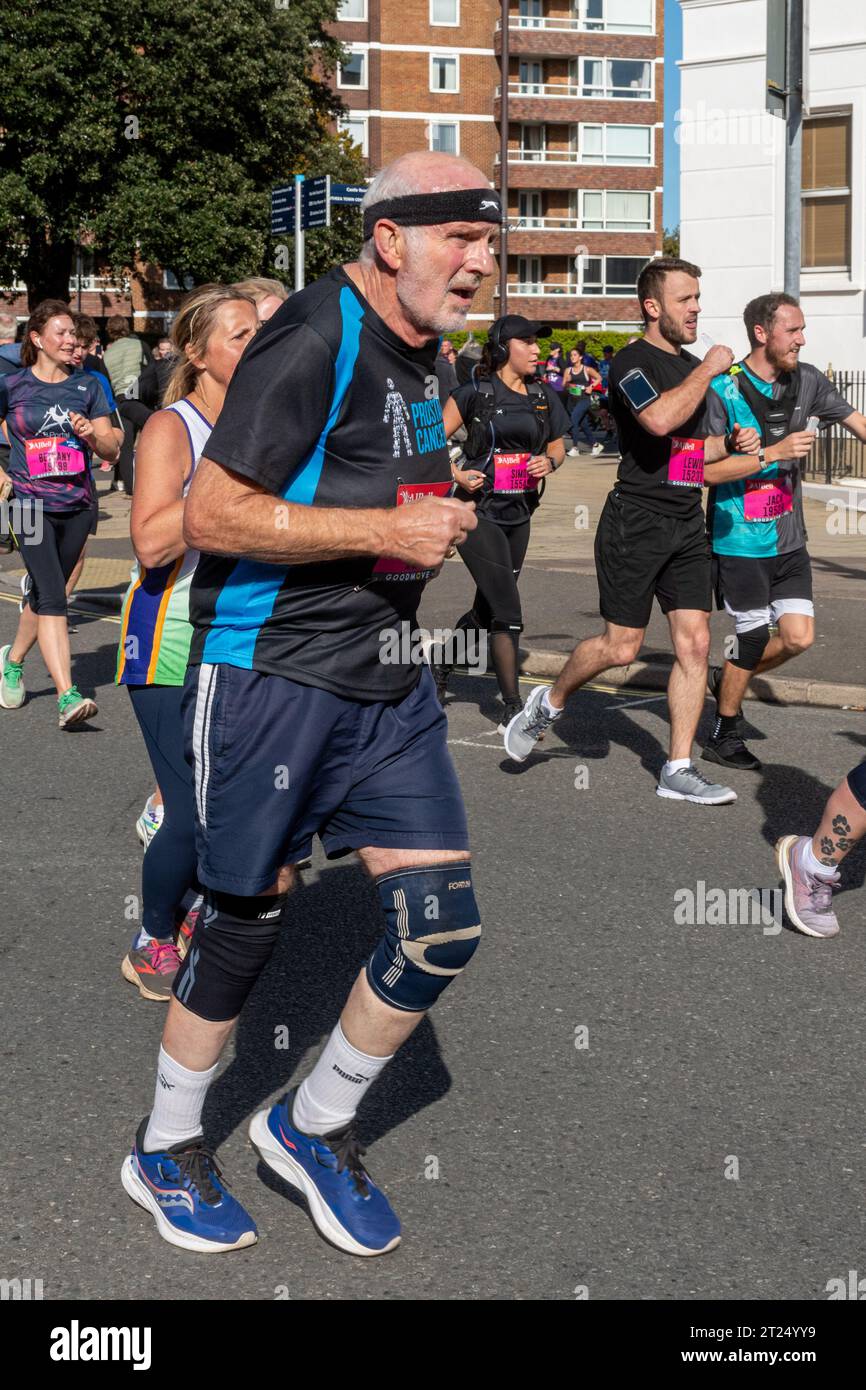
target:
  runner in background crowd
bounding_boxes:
[116,284,258,999]
[231,276,289,326]
[564,346,603,457]
[0,300,119,725]
[435,315,570,727]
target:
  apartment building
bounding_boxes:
[332,0,664,328]
[679,0,866,368]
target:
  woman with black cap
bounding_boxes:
[433,315,571,728]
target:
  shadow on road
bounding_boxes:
[204,859,451,1152]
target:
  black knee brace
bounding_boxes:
[367,863,482,1013]
[173,890,287,1022]
[729,623,770,671]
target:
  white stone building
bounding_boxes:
[678,0,866,370]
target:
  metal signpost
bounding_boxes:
[766,0,809,297]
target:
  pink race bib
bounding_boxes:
[493,452,537,495]
[25,436,85,478]
[666,436,704,487]
[373,480,452,580]
[744,476,793,522]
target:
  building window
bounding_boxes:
[517,257,543,291]
[579,255,645,295]
[518,60,543,95]
[338,51,367,88]
[430,122,459,155]
[338,115,368,156]
[580,190,651,231]
[430,0,459,24]
[580,0,654,34]
[430,54,459,92]
[580,123,652,165]
[519,124,546,160]
[802,110,851,272]
[580,57,652,100]
[337,0,367,17]
[163,270,195,291]
[519,0,544,26]
[518,191,543,228]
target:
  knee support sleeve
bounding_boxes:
[173,890,287,1021]
[847,760,866,811]
[729,622,770,671]
[367,863,481,1013]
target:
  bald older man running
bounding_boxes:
[121,152,494,1258]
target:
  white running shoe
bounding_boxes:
[136,798,165,849]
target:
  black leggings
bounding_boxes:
[17,503,95,616]
[451,517,531,703]
[128,683,201,939]
[118,399,153,493]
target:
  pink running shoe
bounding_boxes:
[775,836,841,938]
[121,938,182,1000]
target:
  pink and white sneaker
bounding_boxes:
[775,835,841,938]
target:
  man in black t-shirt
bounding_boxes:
[505,256,760,805]
[122,152,498,1262]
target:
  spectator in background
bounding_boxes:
[104,316,150,399]
[439,338,457,366]
[153,337,174,360]
[0,311,22,367]
[231,277,289,326]
[542,341,566,395]
[435,338,459,403]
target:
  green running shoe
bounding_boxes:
[57,685,97,729]
[0,645,25,709]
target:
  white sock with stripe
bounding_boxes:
[143,1047,219,1152]
[292,1022,392,1136]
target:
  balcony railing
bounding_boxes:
[510,215,582,231]
[496,148,581,164]
[495,16,653,34]
[68,275,127,293]
[502,282,581,297]
[496,81,652,100]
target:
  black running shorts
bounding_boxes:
[712,545,813,617]
[594,490,712,630]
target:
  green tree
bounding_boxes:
[0,0,366,306]
[663,225,681,257]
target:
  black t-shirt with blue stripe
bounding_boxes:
[189,267,451,700]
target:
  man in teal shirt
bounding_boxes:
[702,292,866,771]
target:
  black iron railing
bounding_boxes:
[804,370,866,482]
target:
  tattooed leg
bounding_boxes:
[811,780,866,867]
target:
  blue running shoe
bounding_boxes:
[121,1118,258,1253]
[249,1091,401,1257]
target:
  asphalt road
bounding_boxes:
[1,592,865,1302]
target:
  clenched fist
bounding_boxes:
[381,496,477,569]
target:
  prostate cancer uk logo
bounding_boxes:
[382,378,446,459]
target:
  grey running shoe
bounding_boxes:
[775,835,840,938]
[504,684,561,762]
[0,644,25,709]
[121,938,181,1000]
[657,763,737,805]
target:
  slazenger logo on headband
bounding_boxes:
[479,200,499,211]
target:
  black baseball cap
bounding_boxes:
[492,315,552,344]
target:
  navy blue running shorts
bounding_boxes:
[182,663,470,895]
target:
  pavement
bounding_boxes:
[1,594,864,1301]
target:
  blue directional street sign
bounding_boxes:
[302,175,331,229]
[270,184,295,235]
[330,182,367,206]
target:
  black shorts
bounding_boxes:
[713,546,813,629]
[594,490,711,630]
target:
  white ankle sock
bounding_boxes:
[664,758,691,775]
[803,838,838,879]
[541,690,563,717]
[143,1047,219,1152]
[292,1022,392,1135]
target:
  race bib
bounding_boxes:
[25,436,85,478]
[744,476,793,522]
[666,436,704,487]
[493,452,537,496]
[373,480,452,580]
